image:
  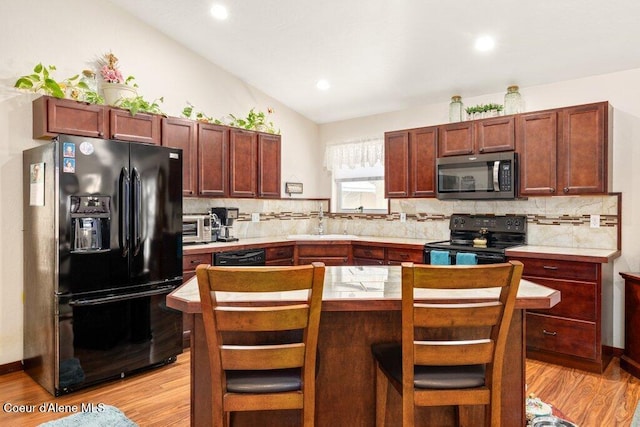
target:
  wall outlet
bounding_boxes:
[251,213,260,223]
[590,214,600,228]
[400,212,407,223]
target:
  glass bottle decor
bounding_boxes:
[504,85,523,115]
[449,95,464,122]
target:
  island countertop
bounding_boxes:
[167,265,560,313]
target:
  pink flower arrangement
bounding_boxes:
[98,52,125,84]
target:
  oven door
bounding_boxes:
[424,248,506,265]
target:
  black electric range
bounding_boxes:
[424,214,527,264]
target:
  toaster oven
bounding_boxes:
[182,214,212,244]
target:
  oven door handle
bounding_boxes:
[493,160,500,192]
[68,286,175,306]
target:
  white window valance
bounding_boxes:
[323,137,384,172]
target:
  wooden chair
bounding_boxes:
[371,261,524,426]
[196,262,326,427]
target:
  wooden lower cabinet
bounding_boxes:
[353,244,424,266]
[509,255,612,373]
[296,242,351,266]
[620,272,640,378]
[352,245,385,265]
[265,245,294,266]
[182,252,213,283]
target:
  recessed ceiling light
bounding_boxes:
[316,79,330,91]
[210,4,228,20]
[474,35,495,52]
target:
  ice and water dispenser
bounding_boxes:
[70,196,110,252]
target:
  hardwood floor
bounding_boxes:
[526,357,640,426]
[1,353,639,426]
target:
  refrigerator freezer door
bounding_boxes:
[129,143,183,286]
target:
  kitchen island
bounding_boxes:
[167,265,560,426]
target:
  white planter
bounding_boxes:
[101,83,137,106]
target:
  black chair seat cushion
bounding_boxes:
[226,368,301,393]
[371,343,485,389]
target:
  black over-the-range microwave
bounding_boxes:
[436,151,517,200]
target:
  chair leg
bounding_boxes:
[375,363,389,427]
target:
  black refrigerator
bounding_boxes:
[23,134,184,396]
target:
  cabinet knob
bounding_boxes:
[98,132,104,137]
[479,148,484,153]
[550,188,555,193]
[563,187,569,193]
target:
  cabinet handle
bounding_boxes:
[550,188,555,193]
[542,265,558,271]
[98,131,104,137]
[189,259,203,264]
[542,329,557,336]
[563,187,569,193]
[479,148,484,153]
[377,260,383,265]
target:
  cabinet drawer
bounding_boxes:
[298,257,349,266]
[511,257,598,282]
[265,245,294,261]
[526,313,597,360]
[353,257,385,266]
[297,244,350,258]
[352,246,384,260]
[527,277,597,321]
[183,253,213,270]
[387,248,423,263]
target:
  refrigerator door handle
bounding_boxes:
[67,285,176,306]
[132,167,142,256]
[120,167,130,257]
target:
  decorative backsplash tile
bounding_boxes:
[183,194,620,250]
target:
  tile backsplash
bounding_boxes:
[184,194,620,250]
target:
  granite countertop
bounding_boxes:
[505,245,620,263]
[167,265,560,313]
[184,235,621,263]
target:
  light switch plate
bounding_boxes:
[590,214,600,228]
[251,213,260,223]
[400,212,407,223]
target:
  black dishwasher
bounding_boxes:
[213,248,266,266]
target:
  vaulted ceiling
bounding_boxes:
[108,0,640,123]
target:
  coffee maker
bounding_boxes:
[211,207,239,242]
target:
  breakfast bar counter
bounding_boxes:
[167,266,560,426]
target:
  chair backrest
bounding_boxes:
[196,262,325,423]
[401,260,523,424]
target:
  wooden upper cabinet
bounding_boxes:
[517,102,609,196]
[385,127,437,198]
[558,102,608,195]
[257,133,281,198]
[384,131,410,198]
[109,108,161,145]
[33,96,107,139]
[229,129,258,198]
[438,122,474,156]
[409,127,437,197]
[475,116,515,153]
[517,110,559,195]
[161,117,197,196]
[198,123,229,197]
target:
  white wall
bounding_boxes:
[320,69,640,349]
[0,0,321,365]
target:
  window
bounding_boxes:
[324,138,388,213]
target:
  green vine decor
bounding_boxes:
[14,63,103,104]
